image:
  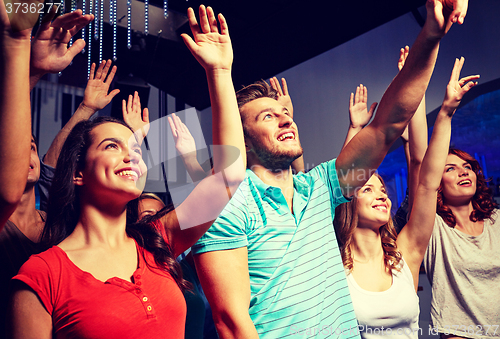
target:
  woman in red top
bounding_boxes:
[9,6,246,339]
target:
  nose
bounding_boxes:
[377,191,387,201]
[458,167,469,176]
[278,113,293,127]
[124,149,142,164]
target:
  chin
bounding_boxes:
[135,174,147,193]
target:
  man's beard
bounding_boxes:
[250,136,303,171]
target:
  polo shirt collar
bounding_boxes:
[246,169,310,199]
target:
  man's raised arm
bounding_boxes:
[337,0,468,197]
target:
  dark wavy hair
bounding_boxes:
[41,116,188,291]
[437,148,498,227]
[334,174,402,273]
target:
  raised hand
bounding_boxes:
[398,46,410,71]
[441,57,479,116]
[424,0,468,39]
[84,60,120,111]
[168,113,197,156]
[167,113,207,182]
[181,5,232,72]
[122,91,150,137]
[349,84,377,129]
[30,9,93,76]
[442,0,468,24]
[270,77,293,117]
[397,46,410,144]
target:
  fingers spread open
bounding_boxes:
[95,60,106,79]
[219,13,229,35]
[198,5,210,34]
[101,60,112,80]
[127,95,133,112]
[39,5,58,30]
[167,116,177,137]
[458,75,480,86]
[51,10,82,29]
[207,6,218,33]
[66,38,86,59]
[281,78,288,95]
[69,15,94,36]
[186,7,201,36]
[105,65,117,84]
[89,63,96,80]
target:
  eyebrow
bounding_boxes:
[97,137,125,148]
[445,162,470,167]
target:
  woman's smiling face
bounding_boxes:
[355,175,392,229]
[441,153,477,204]
[77,122,147,202]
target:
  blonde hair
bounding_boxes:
[333,174,402,272]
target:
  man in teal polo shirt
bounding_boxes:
[192,1,469,338]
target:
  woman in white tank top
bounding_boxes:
[334,54,479,339]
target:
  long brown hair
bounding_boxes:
[43,117,189,291]
[437,148,498,227]
[334,174,402,272]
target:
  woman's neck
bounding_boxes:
[446,201,484,235]
[351,227,384,263]
[447,201,475,227]
[64,201,129,249]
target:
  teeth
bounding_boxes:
[374,206,387,212]
[459,180,471,185]
[117,170,139,179]
[277,132,294,141]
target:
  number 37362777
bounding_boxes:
[5,2,61,14]
[442,325,499,336]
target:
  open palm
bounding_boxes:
[181,6,232,71]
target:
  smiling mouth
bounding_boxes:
[373,205,388,212]
[458,179,472,186]
[117,169,139,181]
[277,132,295,141]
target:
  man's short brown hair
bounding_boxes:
[236,80,278,109]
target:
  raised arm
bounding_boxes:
[397,46,429,212]
[29,9,93,90]
[167,113,206,182]
[44,60,119,167]
[336,0,468,197]
[269,76,305,173]
[163,5,245,256]
[397,57,478,288]
[342,84,377,149]
[0,0,35,228]
[122,90,149,143]
[1,1,53,337]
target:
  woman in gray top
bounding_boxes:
[425,148,500,339]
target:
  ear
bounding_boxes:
[244,139,252,153]
[73,170,84,186]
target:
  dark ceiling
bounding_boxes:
[59,0,427,110]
